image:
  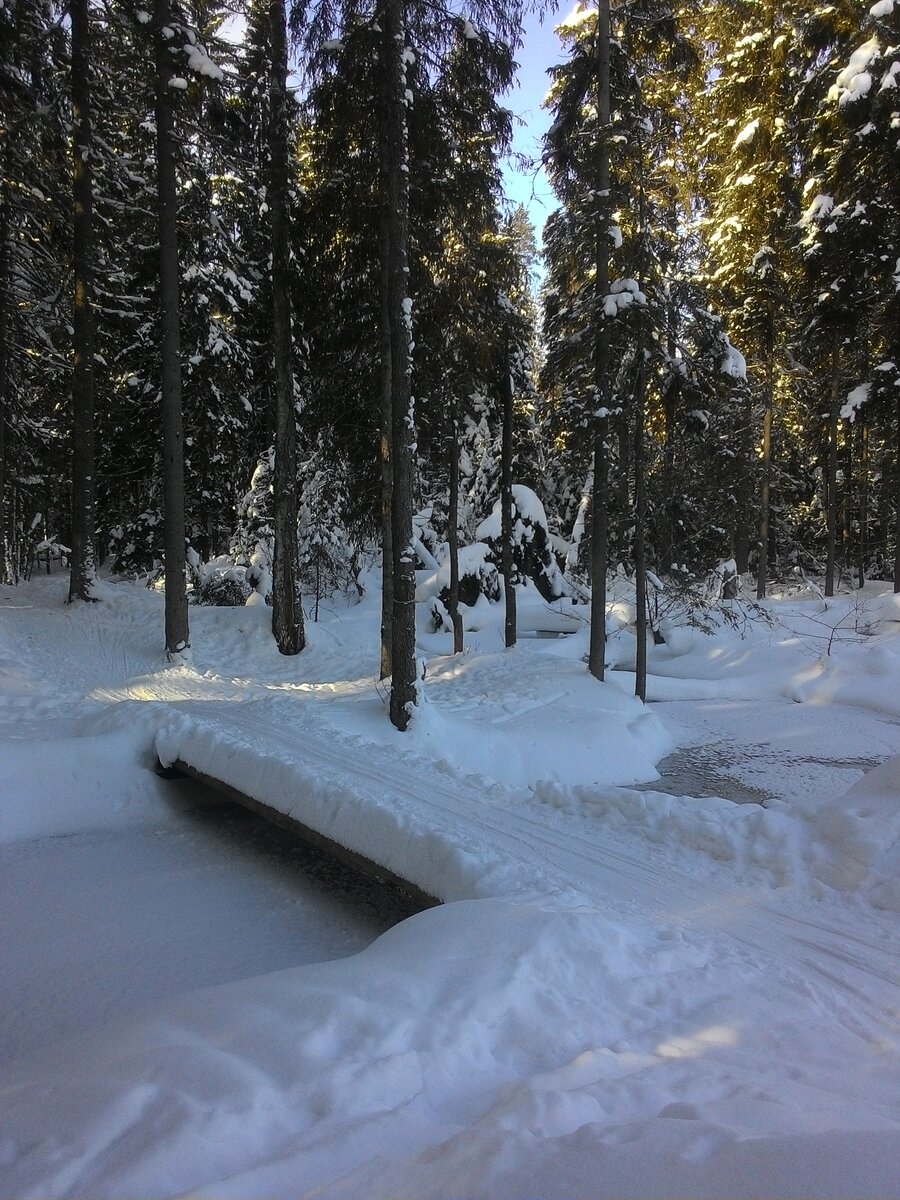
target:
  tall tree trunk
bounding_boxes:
[588,0,611,682]
[633,135,648,703]
[841,418,852,584]
[661,379,676,567]
[732,385,752,574]
[154,0,189,657]
[858,418,868,589]
[269,0,304,656]
[381,0,417,730]
[825,331,840,597]
[447,393,463,654]
[0,175,9,585]
[68,0,98,604]
[500,340,516,649]
[633,352,647,703]
[616,404,630,565]
[757,335,773,600]
[378,222,393,679]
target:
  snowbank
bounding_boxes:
[3,895,897,1200]
[802,755,900,910]
[1,720,178,844]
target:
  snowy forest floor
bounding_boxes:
[1,570,899,1198]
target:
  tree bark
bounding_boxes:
[378,176,393,679]
[633,134,648,703]
[447,393,463,654]
[269,0,304,655]
[587,0,611,681]
[825,331,840,597]
[858,418,868,589]
[500,340,516,649]
[757,336,773,600]
[661,378,676,567]
[732,385,752,574]
[0,173,9,585]
[616,403,630,565]
[381,0,417,730]
[633,351,647,702]
[154,0,190,656]
[841,417,852,583]
[68,0,98,604]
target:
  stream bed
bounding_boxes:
[0,780,420,1067]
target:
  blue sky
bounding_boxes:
[502,4,568,242]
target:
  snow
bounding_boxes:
[603,277,648,316]
[834,40,880,106]
[557,3,597,32]
[802,193,835,224]
[720,342,747,379]
[842,381,871,420]
[732,117,759,147]
[870,0,894,16]
[1,574,899,1198]
[184,43,223,81]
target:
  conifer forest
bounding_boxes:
[2,0,899,728]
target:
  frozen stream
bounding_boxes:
[0,780,419,1067]
[635,696,900,808]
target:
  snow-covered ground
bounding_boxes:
[1,572,898,1198]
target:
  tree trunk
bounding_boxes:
[500,340,516,649]
[732,385,752,574]
[825,332,840,597]
[269,0,304,656]
[154,0,190,657]
[895,391,900,594]
[633,133,648,703]
[858,418,868,589]
[616,403,630,566]
[633,352,647,703]
[757,339,773,600]
[0,173,9,585]
[841,418,852,586]
[381,0,417,730]
[378,181,393,679]
[447,394,463,654]
[587,0,611,682]
[661,379,676,568]
[68,0,98,604]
